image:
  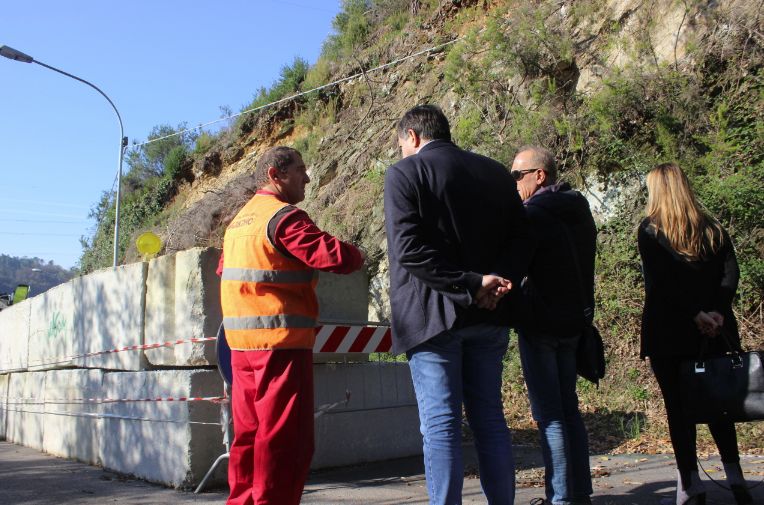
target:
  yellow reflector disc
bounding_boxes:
[136,232,162,255]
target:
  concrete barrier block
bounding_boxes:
[43,369,103,464]
[145,248,222,367]
[73,262,148,370]
[98,370,224,488]
[143,254,177,365]
[311,362,420,468]
[314,362,416,413]
[28,282,78,371]
[0,300,30,372]
[315,270,370,363]
[394,361,417,404]
[0,374,8,440]
[316,270,369,323]
[175,248,221,365]
[6,372,46,450]
[313,405,422,469]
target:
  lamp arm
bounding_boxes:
[33,60,124,137]
[33,60,127,268]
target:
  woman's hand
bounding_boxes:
[708,311,724,330]
[694,311,721,337]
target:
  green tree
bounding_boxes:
[124,123,197,189]
[323,0,372,58]
[246,57,310,111]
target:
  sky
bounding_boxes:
[0,0,342,269]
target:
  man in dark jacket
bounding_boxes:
[384,105,528,505]
[512,146,596,505]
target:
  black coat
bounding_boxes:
[520,183,597,337]
[638,218,740,359]
[384,140,529,354]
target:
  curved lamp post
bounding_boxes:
[0,44,127,268]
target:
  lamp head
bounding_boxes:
[0,45,34,63]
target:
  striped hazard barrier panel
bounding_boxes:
[314,324,392,353]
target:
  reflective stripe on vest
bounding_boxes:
[223,314,317,330]
[221,267,317,284]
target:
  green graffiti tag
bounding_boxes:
[47,311,66,340]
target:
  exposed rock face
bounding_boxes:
[223,145,244,165]
[584,173,645,224]
[193,149,223,178]
[368,255,391,324]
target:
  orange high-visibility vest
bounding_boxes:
[221,193,318,350]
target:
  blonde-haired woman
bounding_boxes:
[638,163,752,505]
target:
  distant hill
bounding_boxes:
[0,254,75,298]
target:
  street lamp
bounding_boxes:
[1,44,127,268]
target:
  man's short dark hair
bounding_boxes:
[517,145,558,183]
[253,146,300,189]
[396,105,451,141]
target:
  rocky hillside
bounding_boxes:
[153,0,761,312]
[96,0,762,451]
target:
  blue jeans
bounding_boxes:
[407,324,514,505]
[519,332,593,505]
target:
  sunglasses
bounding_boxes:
[510,168,539,181]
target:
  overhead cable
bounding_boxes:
[133,37,462,148]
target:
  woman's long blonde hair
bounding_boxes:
[645,163,724,260]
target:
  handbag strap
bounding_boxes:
[696,327,742,362]
[698,457,764,492]
[530,201,593,324]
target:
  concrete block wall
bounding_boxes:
[143,253,176,363]
[0,367,227,487]
[144,248,221,367]
[174,248,222,365]
[43,369,103,464]
[0,300,30,372]
[98,370,223,488]
[312,362,421,468]
[6,371,46,450]
[74,262,148,370]
[25,263,148,372]
[0,374,8,440]
[28,281,78,370]
[0,247,421,487]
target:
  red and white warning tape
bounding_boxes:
[7,396,226,405]
[84,337,217,357]
[7,392,350,422]
[25,336,218,368]
[4,408,223,426]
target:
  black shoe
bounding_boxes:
[529,499,548,505]
[731,484,753,505]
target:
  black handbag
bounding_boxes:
[539,205,605,386]
[577,323,606,386]
[680,332,764,424]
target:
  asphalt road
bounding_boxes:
[1,441,762,504]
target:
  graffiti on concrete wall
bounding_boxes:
[47,311,67,340]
